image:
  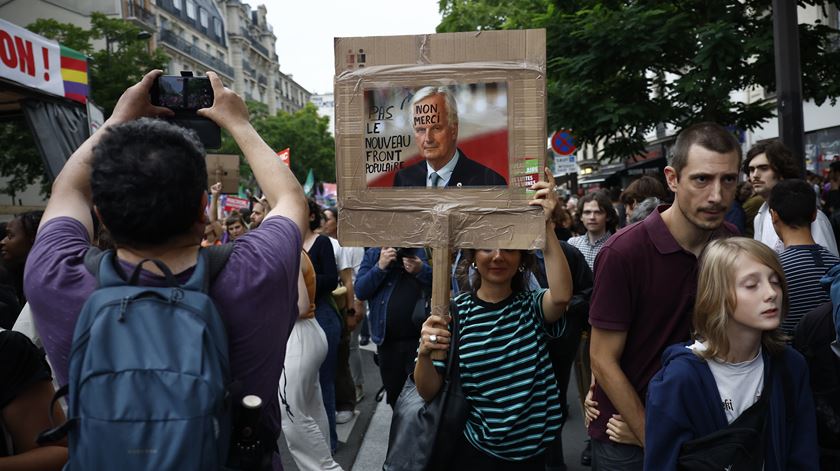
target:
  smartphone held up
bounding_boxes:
[150,71,221,149]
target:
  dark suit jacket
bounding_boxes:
[392,149,506,187]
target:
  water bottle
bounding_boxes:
[230,395,264,470]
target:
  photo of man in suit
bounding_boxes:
[393,86,507,187]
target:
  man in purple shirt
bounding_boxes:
[23,70,307,469]
[587,122,740,469]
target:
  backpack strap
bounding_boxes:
[201,243,234,293]
[83,244,233,290]
[83,246,107,278]
[203,243,234,282]
[36,384,73,445]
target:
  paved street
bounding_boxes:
[278,344,592,471]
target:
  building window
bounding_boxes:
[186,0,196,19]
[213,17,222,37]
[199,9,208,28]
[173,0,182,10]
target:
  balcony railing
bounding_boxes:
[124,1,156,30]
[237,28,254,42]
[239,28,269,57]
[250,37,269,57]
[242,60,256,77]
[159,28,234,77]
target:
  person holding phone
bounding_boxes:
[24,70,308,469]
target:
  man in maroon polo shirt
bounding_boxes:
[587,122,741,469]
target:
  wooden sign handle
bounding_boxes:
[429,245,451,361]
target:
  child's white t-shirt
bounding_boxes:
[688,340,765,424]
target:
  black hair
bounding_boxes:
[14,210,43,243]
[743,140,801,180]
[307,198,323,231]
[463,249,536,294]
[91,118,206,247]
[767,179,816,229]
[3,211,42,305]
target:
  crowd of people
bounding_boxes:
[0,72,839,471]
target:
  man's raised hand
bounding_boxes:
[108,70,174,125]
[197,71,250,133]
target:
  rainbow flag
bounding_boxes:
[60,45,88,104]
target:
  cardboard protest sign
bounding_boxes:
[334,29,547,250]
[206,154,239,193]
[0,18,89,104]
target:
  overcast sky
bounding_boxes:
[265,0,442,95]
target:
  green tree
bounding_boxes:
[1,15,170,201]
[22,18,93,54]
[0,120,49,202]
[218,102,335,192]
[437,0,840,162]
[29,12,169,115]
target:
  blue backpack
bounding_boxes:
[42,247,234,470]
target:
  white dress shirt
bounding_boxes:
[753,201,839,256]
[425,151,460,187]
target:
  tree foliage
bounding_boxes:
[0,15,170,201]
[0,120,49,202]
[28,13,169,115]
[437,0,840,161]
[218,102,335,192]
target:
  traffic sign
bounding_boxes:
[551,130,576,156]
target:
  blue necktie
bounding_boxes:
[430,172,441,188]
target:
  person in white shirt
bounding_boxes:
[744,140,838,255]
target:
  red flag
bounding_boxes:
[277,148,290,167]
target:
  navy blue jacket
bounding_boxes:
[354,248,432,345]
[644,343,818,470]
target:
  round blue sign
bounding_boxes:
[551,130,576,156]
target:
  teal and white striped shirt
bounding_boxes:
[436,289,565,460]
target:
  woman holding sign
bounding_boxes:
[414,168,573,469]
